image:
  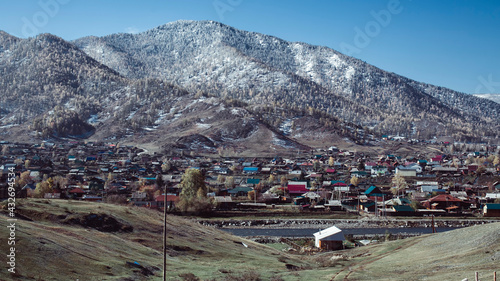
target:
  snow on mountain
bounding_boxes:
[474,94,500,104]
[73,20,500,140]
[1,20,499,148]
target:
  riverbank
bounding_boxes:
[198,217,500,229]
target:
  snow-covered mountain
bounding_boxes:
[74,20,500,140]
[1,20,499,150]
[0,30,315,153]
[474,94,500,104]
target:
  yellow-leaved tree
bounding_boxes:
[177,168,214,214]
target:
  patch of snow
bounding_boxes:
[64,101,77,111]
[0,124,18,129]
[202,97,220,105]
[272,133,295,148]
[328,54,343,69]
[345,66,355,80]
[474,93,500,104]
[154,110,169,124]
[279,119,293,135]
[216,104,226,113]
[126,109,138,120]
[305,60,315,74]
[231,108,244,116]
[87,114,99,125]
[183,97,206,111]
[196,123,212,129]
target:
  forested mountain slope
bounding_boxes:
[74,20,500,140]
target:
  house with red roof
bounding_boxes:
[422,194,464,212]
[68,187,85,198]
[153,194,179,211]
[287,181,309,196]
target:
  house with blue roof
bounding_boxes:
[243,167,259,174]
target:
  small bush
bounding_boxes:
[278,256,288,263]
[178,273,200,281]
[270,275,285,281]
[220,270,261,281]
[105,194,128,205]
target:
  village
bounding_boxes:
[1,139,500,219]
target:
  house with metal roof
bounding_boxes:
[313,225,345,250]
[228,186,253,197]
[287,181,309,195]
[483,203,500,217]
[242,167,259,174]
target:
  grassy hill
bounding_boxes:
[1,199,499,281]
[326,222,500,281]
[1,199,314,280]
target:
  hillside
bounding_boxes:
[0,32,126,123]
[330,222,500,280]
[1,199,499,281]
[0,30,354,154]
[1,20,499,152]
[0,199,314,280]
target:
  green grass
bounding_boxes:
[1,199,498,281]
[0,199,319,280]
[266,243,290,252]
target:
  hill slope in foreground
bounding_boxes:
[1,199,499,281]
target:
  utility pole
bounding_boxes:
[382,194,386,218]
[163,184,167,281]
[431,215,436,234]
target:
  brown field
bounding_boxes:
[1,199,498,281]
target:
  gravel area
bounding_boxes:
[198,217,500,229]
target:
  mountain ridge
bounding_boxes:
[0,20,499,151]
[73,20,500,141]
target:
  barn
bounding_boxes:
[313,226,345,251]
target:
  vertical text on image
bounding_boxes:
[6,165,17,274]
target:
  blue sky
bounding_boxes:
[1,0,499,94]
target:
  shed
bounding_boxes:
[483,204,500,217]
[214,196,236,209]
[313,226,345,251]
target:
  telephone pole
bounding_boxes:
[163,184,167,281]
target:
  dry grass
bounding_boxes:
[324,222,500,281]
[1,199,498,281]
[0,199,314,280]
